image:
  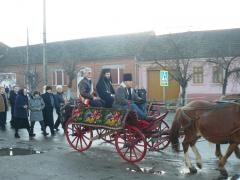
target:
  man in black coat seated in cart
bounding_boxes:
[96,68,115,108]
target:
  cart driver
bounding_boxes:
[113,73,154,121]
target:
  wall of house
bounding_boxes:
[0,57,136,94]
[138,62,180,102]
[187,59,240,101]
[139,58,240,103]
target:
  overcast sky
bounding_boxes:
[0,0,240,47]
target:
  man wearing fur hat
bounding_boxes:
[113,73,152,120]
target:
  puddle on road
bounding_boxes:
[126,165,166,176]
[0,147,43,156]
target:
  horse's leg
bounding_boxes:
[234,145,240,159]
[190,143,202,169]
[215,144,223,160]
[182,138,197,174]
[218,143,237,177]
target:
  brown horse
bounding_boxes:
[215,94,240,159]
[170,99,240,177]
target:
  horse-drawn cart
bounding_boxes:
[64,102,170,163]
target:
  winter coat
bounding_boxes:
[29,96,45,122]
[41,92,55,111]
[113,82,129,108]
[9,90,17,114]
[41,92,55,126]
[9,90,17,106]
[78,77,94,100]
[54,92,64,113]
[14,93,29,118]
[0,94,8,112]
[96,77,115,107]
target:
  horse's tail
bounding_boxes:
[170,107,182,152]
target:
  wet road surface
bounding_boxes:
[0,111,239,180]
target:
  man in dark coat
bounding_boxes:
[113,73,153,120]
[96,68,115,108]
[9,86,19,128]
[41,86,55,135]
[54,85,65,131]
[78,68,104,107]
[14,88,33,138]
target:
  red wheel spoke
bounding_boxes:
[132,148,138,158]
[83,134,90,140]
[79,136,83,148]
[130,148,132,161]
[136,143,144,147]
[82,136,88,146]
[71,136,78,144]
[123,147,130,156]
[75,137,80,148]
[134,146,143,154]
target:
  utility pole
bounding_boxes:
[43,0,48,85]
[26,27,30,90]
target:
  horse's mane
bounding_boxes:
[182,100,237,111]
[220,94,240,101]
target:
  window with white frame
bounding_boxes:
[102,65,124,85]
[110,68,123,84]
[52,69,67,86]
[193,66,203,84]
[212,66,223,83]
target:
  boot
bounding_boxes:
[28,128,36,137]
[15,129,20,138]
[43,131,49,136]
[15,133,20,138]
[40,121,49,136]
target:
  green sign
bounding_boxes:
[160,70,168,86]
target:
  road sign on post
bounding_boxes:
[160,70,168,87]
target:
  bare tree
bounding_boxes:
[154,34,195,106]
[207,56,240,95]
[62,60,78,88]
[155,59,192,106]
[25,65,42,91]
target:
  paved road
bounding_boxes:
[0,111,239,180]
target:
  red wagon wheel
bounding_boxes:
[96,129,115,144]
[147,120,170,151]
[115,125,147,163]
[65,120,93,152]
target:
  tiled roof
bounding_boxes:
[139,28,240,61]
[1,28,240,65]
[1,32,154,65]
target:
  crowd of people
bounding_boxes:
[0,68,150,139]
[0,84,65,139]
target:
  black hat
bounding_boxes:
[102,68,111,73]
[46,86,52,91]
[123,73,132,81]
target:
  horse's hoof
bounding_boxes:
[219,168,228,177]
[189,167,197,174]
[196,162,202,169]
